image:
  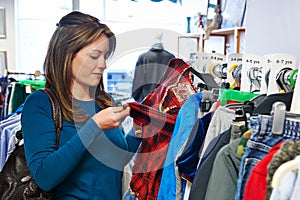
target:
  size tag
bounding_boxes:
[189,52,210,73]
[227,53,244,89]
[260,54,275,94]
[240,54,262,92]
[266,53,297,95]
[208,53,226,84]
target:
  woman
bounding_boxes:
[21,11,141,199]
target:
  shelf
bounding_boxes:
[210,26,246,36]
[178,27,246,38]
[177,26,246,55]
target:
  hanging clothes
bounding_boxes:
[252,91,293,115]
[269,155,300,200]
[0,74,45,171]
[127,58,197,200]
[243,141,285,200]
[5,82,27,117]
[187,127,232,200]
[235,116,300,200]
[0,113,22,171]
[265,141,300,199]
[0,76,45,120]
[203,138,242,200]
[157,92,202,200]
[197,106,236,163]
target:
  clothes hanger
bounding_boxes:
[271,157,299,188]
[252,88,294,116]
[209,63,227,79]
[225,102,244,110]
[259,68,300,134]
[289,68,298,88]
[252,91,293,115]
[271,102,286,135]
[188,67,219,90]
[270,101,300,136]
[247,66,262,93]
[249,93,267,107]
[229,64,242,89]
[275,67,293,92]
[225,101,254,128]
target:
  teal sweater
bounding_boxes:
[21,90,140,199]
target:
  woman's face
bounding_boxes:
[71,34,110,95]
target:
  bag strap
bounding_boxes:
[41,88,62,149]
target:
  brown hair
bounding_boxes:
[44,11,116,123]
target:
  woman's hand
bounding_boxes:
[92,104,130,130]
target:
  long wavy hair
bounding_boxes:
[44,11,116,123]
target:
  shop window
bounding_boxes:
[15,0,72,73]
[15,0,201,74]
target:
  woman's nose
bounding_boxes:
[98,59,107,69]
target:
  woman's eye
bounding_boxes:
[91,55,99,60]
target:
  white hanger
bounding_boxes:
[271,158,299,188]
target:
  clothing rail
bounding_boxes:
[5,70,44,78]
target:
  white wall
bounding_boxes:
[245,0,300,59]
[0,0,15,71]
[3,0,300,72]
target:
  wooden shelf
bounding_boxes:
[177,26,246,55]
[210,26,246,36]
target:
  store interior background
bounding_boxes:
[0,0,300,94]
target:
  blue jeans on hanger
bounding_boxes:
[235,115,300,200]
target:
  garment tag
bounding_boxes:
[170,82,195,105]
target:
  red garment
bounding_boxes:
[128,58,197,200]
[243,142,284,200]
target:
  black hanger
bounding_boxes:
[188,67,219,90]
[252,91,293,115]
[276,67,293,92]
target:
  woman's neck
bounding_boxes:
[71,86,93,101]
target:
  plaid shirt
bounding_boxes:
[128,58,197,200]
